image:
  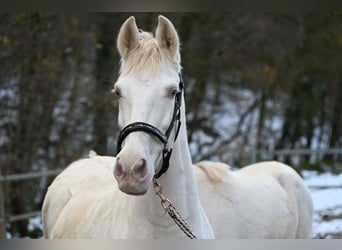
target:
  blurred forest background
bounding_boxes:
[0,12,341,238]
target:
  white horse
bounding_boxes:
[42,15,214,239]
[42,15,313,239]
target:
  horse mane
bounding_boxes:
[119,31,180,76]
[196,161,231,184]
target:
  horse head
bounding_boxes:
[113,15,182,195]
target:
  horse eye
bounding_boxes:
[167,87,178,98]
[112,87,121,98]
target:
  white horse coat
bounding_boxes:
[195,161,313,238]
[42,15,313,239]
[42,155,313,238]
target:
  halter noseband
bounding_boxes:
[116,74,184,179]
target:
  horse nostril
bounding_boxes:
[114,158,123,178]
[132,159,148,179]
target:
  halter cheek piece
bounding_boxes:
[116,74,184,179]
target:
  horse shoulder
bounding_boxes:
[42,155,119,238]
[42,176,73,238]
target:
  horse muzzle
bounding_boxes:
[114,153,151,195]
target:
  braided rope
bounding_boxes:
[166,205,197,239]
[153,179,197,239]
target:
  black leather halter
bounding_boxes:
[116,74,184,179]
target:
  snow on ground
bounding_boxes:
[303,170,342,239]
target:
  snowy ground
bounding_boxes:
[13,170,342,239]
[303,170,342,239]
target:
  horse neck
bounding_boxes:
[159,101,197,203]
[126,98,214,238]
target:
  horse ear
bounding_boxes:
[156,15,179,58]
[117,16,140,60]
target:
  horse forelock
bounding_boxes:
[119,31,180,77]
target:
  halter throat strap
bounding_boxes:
[116,74,184,179]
